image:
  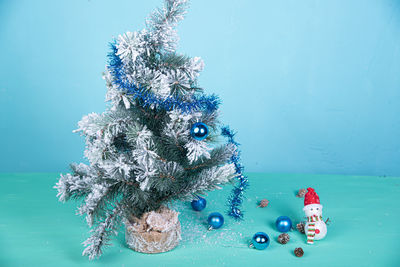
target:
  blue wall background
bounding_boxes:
[1,0,400,176]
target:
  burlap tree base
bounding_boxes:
[125,206,181,254]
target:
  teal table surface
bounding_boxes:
[1,173,399,267]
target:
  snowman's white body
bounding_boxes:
[305,220,327,240]
[303,204,327,243]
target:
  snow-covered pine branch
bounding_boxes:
[116,31,146,65]
[77,183,110,227]
[130,125,160,191]
[76,110,135,164]
[147,0,189,53]
[55,163,96,202]
[104,70,133,109]
[163,110,192,139]
[186,143,236,172]
[82,202,124,260]
[184,140,211,164]
[180,163,238,199]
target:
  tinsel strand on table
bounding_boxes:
[221,126,249,220]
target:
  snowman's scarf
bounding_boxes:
[306,215,323,244]
[307,222,315,244]
[307,215,322,222]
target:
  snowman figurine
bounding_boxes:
[303,188,327,244]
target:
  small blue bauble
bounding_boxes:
[190,122,209,141]
[275,216,292,233]
[207,212,224,229]
[251,232,270,250]
[191,196,207,211]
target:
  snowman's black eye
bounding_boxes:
[316,208,319,210]
[310,208,313,211]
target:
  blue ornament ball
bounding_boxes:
[191,196,207,211]
[207,212,224,229]
[251,232,270,250]
[275,216,292,233]
[190,122,209,141]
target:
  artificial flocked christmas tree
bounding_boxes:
[55,0,248,259]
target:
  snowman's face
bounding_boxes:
[303,204,323,217]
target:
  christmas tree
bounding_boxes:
[55,0,247,259]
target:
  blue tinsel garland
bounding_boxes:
[221,126,249,220]
[107,43,220,113]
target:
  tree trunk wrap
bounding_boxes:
[125,206,181,254]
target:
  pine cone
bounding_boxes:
[277,233,290,244]
[296,188,307,198]
[294,247,304,257]
[296,222,305,234]
[257,199,269,208]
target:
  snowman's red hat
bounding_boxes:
[304,188,320,206]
